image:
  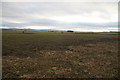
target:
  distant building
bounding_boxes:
[67,30,74,32]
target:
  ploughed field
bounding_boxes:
[2,31,119,78]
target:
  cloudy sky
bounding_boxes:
[1,1,119,32]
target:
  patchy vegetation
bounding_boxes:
[2,31,119,78]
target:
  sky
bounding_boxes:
[1,1,119,32]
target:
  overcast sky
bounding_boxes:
[1,1,119,32]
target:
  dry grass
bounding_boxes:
[2,31,119,78]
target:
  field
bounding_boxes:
[2,31,119,78]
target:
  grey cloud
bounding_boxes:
[1,2,118,31]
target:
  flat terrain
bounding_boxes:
[2,31,119,78]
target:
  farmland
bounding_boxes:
[2,31,119,78]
